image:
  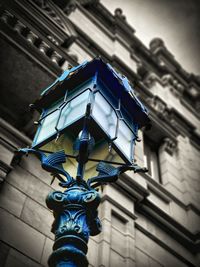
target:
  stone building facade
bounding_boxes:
[0,0,200,266]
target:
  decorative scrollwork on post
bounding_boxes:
[46,186,101,267]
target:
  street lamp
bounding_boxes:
[19,58,150,267]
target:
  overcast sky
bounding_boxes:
[101,0,200,75]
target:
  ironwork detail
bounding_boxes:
[46,185,101,267]
[19,143,147,267]
[18,59,149,266]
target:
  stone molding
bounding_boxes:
[144,71,186,100]
[0,118,31,183]
[0,8,64,68]
[0,161,12,184]
[140,86,199,148]
[135,223,198,267]
[0,0,79,70]
[0,118,31,148]
[31,0,77,29]
[143,72,158,88]
[107,171,200,257]
[101,195,137,221]
[136,200,200,252]
[141,172,200,216]
[162,73,185,98]
[146,95,169,120]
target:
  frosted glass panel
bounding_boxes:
[34,90,90,146]
[92,92,117,139]
[36,109,60,144]
[57,90,90,130]
[114,120,133,161]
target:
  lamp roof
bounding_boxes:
[33,58,150,127]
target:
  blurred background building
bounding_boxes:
[0,0,200,266]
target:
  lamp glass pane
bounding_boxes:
[35,109,60,144]
[92,92,117,139]
[114,120,134,161]
[57,89,90,131]
[34,89,90,146]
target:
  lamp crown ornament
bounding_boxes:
[18,57,150,267]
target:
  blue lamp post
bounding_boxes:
[19,58,150,267]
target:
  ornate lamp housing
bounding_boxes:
[32,58,149,165]
[20,58,150,267]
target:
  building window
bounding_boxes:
[143,135,161,183]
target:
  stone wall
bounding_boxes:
[0,0,199,266]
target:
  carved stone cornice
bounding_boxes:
[32,0,78,45]
[0,3,78,76]
[5,0,78,49]
[53,0,88,16]
[149,37,165,53]
[143,72,158,88]
[34,0,76,22]
[150,38,178,67]
[146,96,169,120]
[145,94,200,145]
[135,80,200,148]
[0,8,63,67]
[114,8,126,21]
[162,74,185,98]
[113,7,135,37]
[143,72,185,99]
[47,34,59,46]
